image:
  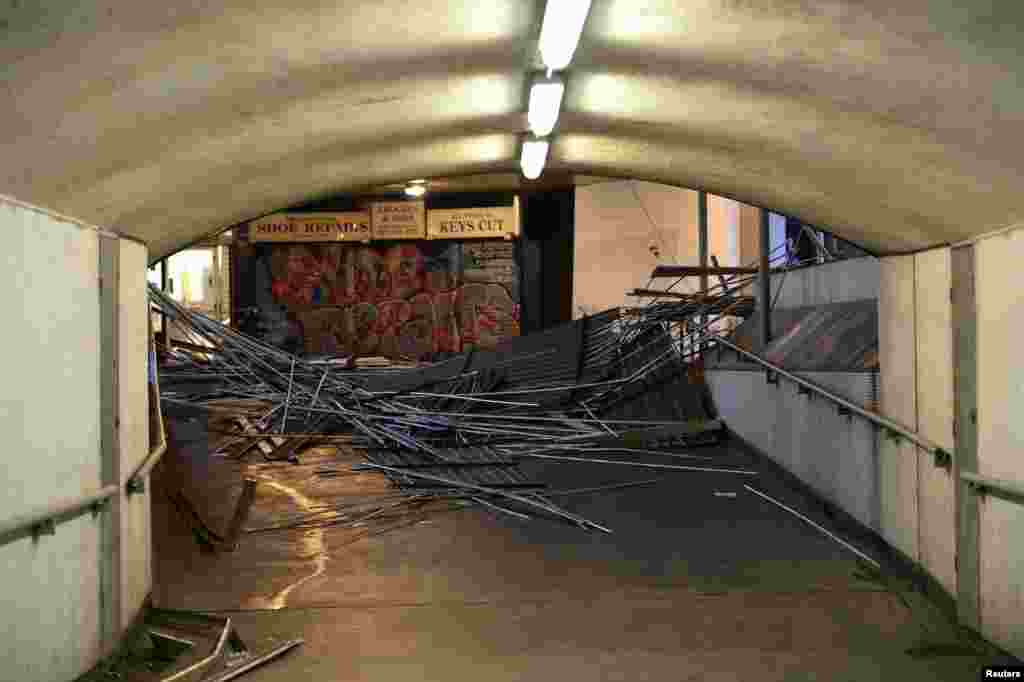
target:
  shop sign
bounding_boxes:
[426,199,520,240]
[249,212,371,242]
[371,201,426,240]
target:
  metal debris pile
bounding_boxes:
[151,271,761,533]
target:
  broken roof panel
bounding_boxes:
[708,299,878,372]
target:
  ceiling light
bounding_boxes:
[404,184,427,197]
[408,178,427,184]
[538,0,592,70]
[520,138,549,180]
[528,77,565,136]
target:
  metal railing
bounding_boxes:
[0,485,119,547]
[1,387,166,544]
[128,343,168,496]
[0,428,167,548]
[127,439,168,495]
[961,471,1024,506]
[711,335,953,469]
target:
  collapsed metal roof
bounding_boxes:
[4,1,1024,259]
[708,299,879,372]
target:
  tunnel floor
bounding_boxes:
[150,414,992,681]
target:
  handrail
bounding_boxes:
[127,440,168,495]
[128,338,168,495]
[711,335,953,468]
[0,485,119,547]
[961,472,1024,506]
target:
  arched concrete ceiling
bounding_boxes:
[3,1,1024,259]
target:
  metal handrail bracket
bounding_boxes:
[0,485,119,547]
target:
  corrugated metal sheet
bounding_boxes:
[348,306,710,423]
[708,299,879,371]
[770,257,880,309]
[363,445,539,491]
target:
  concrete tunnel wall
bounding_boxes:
[706,258,882,530]
[1,188,1022,676]
[572,182,765,316]
[118,239,154,634]
[707,248,1024,659]
[973,231,1024,657]
[0,197,151,681]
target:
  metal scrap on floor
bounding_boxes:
[151,276,759,534]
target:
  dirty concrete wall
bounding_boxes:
[707,370,880,529]
[706,258,884,529]
[772,256,880,309]
[879,237,1024,658]
[571,183,775,317]
[709,245,1023,658]
[119,240,151,630]
[877,244,1022,657]
[0,198,154,680]
[878,248,956,601]
[974,229,1024,658]
[913,248,956,596]
[572,181,850,317]
[0,199,104,680]
[572,180,698,316]
[707,193,739,268]
[878,256,920,561]
[736,204,761,297]
[572,182,757,316]
[712,251,954,593]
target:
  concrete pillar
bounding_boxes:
[99,236,123,653]
[759,208,771,348]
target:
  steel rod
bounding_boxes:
[202,639,304,682]
[357,463,612,533]
[651,265,759,278]
[743,484,879,568]
[159,615,234,682]
[280,357,296,431]
[506,446,716,461]
[547,479,663,496]
[518,453,757,474]
[471,496,533,521]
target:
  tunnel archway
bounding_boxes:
[4,0,1024,259]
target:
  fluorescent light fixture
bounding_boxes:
[408,178,427,184]
[404,184,427,197]
[520,138,549,180]
[538,0,592,70]
[528,77,565,136]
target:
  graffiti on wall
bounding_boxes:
[258,241,519,359]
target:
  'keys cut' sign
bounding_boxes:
[426,199,520,240]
